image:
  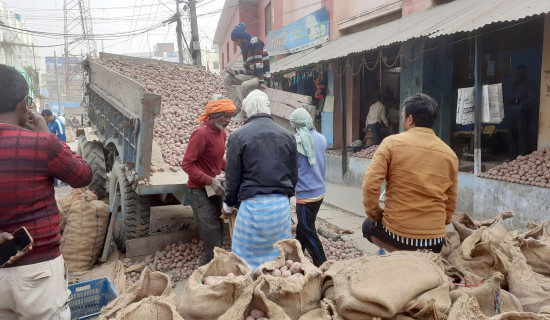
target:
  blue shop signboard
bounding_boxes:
[267,7,329,55]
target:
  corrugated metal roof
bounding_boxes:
[271,0,550,73]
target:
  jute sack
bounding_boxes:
[518,221,550,276]
[99,268,176,319]
[443,259,485,288]
[328,251,451,319]
[447,226,511,286]
[57,188,98,233]
[253,239,322,320]
[113,296,183,320]
[299,298,343,320]
[508,247,550,314]
[452,212,514,242]
[449,272,523,316]
[60,199,109,272]
[218,279,291,320]
[177,248,253,320]
[441,229,461,260]
[448,294,550,320]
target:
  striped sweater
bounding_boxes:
[238,37,270,78]
[0,123,92,267]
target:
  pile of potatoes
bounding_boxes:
[477,147,550,188]
[270,260,303,278]
[124,237,231,284]
[245,309,268,320]
[351,145,379,159]
[99,58,241,167]
[320,237,363,261]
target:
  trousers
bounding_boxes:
[223,73,260,111]
[296,199,327,267]
[0,255,71,320]
[189,188,224,266]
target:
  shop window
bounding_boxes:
[213,61,219,70]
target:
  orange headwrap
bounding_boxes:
[197,99,237,122]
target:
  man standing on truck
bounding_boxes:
[223,90,297,271]
[0,64,93,319]
[362,94,458,253]
[182,97,236,266]
[223,22,270,110]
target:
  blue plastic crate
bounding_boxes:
[68,277,119,320]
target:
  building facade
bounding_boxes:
[0,1,36,68]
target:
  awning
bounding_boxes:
[271,0,550,73]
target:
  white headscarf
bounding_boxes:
[242,90,271,118]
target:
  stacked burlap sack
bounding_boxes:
[172,220,549,319]
[443,212,550,318]
[99,268,182,320]
[59,188,110,272]
[56,188,98,233]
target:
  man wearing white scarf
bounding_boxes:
[290,108,328,267]
[223,90,297,271]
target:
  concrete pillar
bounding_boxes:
[538,14,550,149]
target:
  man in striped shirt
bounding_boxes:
[0,64,92,319]
[224,22,270,111]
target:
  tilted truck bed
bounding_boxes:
[86,59,189,196]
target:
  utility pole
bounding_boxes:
[54,51,64,114]
[175,0,184,64]
[189,0,202,66]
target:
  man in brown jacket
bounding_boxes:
[362,93,458,253]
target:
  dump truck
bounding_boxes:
[79,53,191,252]
[79,53,316,253]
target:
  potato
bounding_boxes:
[290,262,302,274]
[272,269,282,277]
[250,309,265,319]
[282,270,291,278]
[203,276,215,285]
[285,259,294,268]
[245,317,255,320]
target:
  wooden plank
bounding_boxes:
[266,88,312,104]
[270,101,298,120]
[125,230,199,258]
[99,193,120,263]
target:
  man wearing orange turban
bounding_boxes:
[182,96,236,265]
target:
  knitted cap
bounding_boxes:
[231,22,249,40]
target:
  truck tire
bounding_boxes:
[78,135,107,199]
[110,158,150,252]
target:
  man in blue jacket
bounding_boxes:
[290,108,328,267]
[42,109,67,186]
[41,109,66,142]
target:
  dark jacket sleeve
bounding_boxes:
[48,135,92,187]
[224,133,242,207]
[289,135,298,189]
